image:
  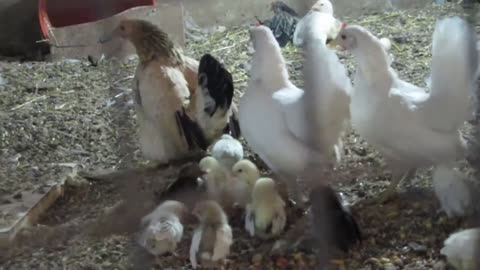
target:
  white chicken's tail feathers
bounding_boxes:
[293,15,307,46]
[249,26,291,90]
[428,16,478,131]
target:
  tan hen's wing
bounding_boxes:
[156,66,208,151]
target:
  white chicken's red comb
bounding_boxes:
[255,21,261,26]
[341,22,348,29]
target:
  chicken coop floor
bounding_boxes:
[1,3,480,269]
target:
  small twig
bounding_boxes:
[36,39,91,48]
[10,95,46,111]
[112,76,135,86]
[51,128,78,140]
[212,38,249,52]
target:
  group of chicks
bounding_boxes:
[98,0,480,268]
[137,134,287,269]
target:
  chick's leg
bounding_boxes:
[365,168,416,205]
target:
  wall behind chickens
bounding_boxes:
[0,0,433,59]
[182,0,433,27]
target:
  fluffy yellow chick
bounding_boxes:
[137,200,188,256]
[189,200,233,269]
[198,156,231,205]
[246,177,287,239]
[231,159,260,207]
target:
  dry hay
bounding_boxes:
[1,2,479,269]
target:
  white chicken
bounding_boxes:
[245,177,287,239]
[189,200,233,269]
[239,25,351,205]
[293,0,342,47]
[231,159,261,207]
[331,17,478,216]
[441,228,480,270]
[137,200,188,256]
[302,14,352,163]
[211,134,244,170]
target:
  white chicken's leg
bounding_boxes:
[365,168,416,204]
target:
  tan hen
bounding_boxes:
[102,19,240,165]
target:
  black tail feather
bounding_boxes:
[198,53,234,116]
[175,108,209,151]
[223,107,241,138]
[309,185,362,253]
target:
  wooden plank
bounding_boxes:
[47,2,185,61]
[0,182,64,245]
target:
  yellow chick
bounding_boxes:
[246,177,287,239]
[189,200,233,269]
[198,156,231,205]
[231,159,260,207]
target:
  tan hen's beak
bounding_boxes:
[98,27,121,44]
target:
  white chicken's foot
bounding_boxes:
[364,168,416,205]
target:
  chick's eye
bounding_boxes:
[320,3,324,5]
[120,25,126,31]
[341,34,347,40]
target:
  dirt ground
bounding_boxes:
[1,2,480,270]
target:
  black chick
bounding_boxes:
[257,1,299,47]
[309,185,362,254]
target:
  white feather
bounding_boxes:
[441,228,480,270]
[244,204,255,236]
[270,200,287,236]
[190,227,203,269]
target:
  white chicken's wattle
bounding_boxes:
[332,17,478,216]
